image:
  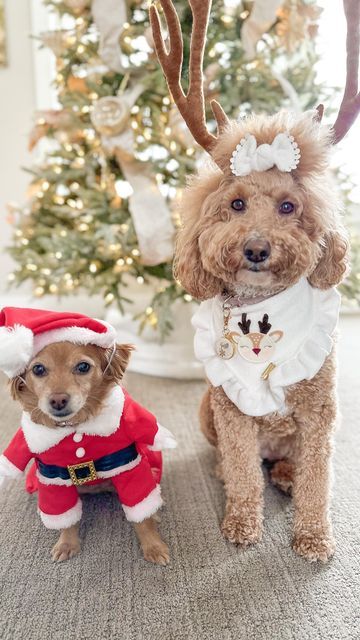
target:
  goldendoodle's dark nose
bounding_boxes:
[244,239,271,263]
[49,393,70,411]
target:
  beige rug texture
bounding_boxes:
[0,316,359,640]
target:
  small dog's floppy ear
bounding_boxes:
[174,223,222,300]
[308,229,349,289]
[103,344,134,383]
[9,376,26,401]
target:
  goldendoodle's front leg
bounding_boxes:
[292,404,336,563]
[210,387,264,546]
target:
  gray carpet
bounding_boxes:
[0,316,359,640]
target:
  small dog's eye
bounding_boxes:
[74,361,91,374]
[32,364,47,377]
[231,199,246,212]
[279,201,295,215]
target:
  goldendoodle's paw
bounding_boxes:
[270,460,294,495]
[142,540,170,566]
[292,530,335,563]
[221,501,263,546]
[51,540,80,563]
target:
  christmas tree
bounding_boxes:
[7,0,356,337]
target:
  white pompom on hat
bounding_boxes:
[0,307,117,378]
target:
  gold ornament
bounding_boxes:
[67,75,88,93]
[91,96,131,136]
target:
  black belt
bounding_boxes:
[36,443,138,486]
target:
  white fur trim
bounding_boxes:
[122,485,163,523]
[0,454,24,478]
[0,454,24,487]
[0,325,34,377]
[33,319,116,356]
[76,386,124,436]
[38,498,82,530]
[21,386,124,454]
[149,424,177,451]
[35,454,141,486]
[21,415,73,454]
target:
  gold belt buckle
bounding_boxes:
[67,460,97,486]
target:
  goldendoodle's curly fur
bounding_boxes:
[175,111,349,562]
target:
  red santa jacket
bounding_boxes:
[0,386,176,527]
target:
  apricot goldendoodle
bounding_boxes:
[149,0,355,561]
[176,112,348,562]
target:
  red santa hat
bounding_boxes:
[0,307,117,378]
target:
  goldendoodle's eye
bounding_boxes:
[32,364,47,377]
[74,361,91,374]
[231,199,246,212]
[279,201,295,215]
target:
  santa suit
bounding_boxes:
[0,386,176,529]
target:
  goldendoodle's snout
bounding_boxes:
[243,238,271,263]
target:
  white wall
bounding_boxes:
[0,0,35,293]
[0,2,103,314]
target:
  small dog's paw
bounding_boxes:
[142,540,170,566]
[270,460,294,495]
[51,540,81,563]
[221,502,263,547]
[292,530,335,563]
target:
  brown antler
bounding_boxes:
[332,0,360,143]
[149,0,229,155]
[258,314,272,334]
[238,313,251,335]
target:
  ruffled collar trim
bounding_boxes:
[21,386,124,453]
[192,278,340,417]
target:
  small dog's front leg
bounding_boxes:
[134,517,170,566]
[292,407,336,563]
[211,387,264,547]
[51,523,81,562]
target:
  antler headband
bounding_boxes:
[150,0,360,171]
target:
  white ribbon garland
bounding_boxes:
[92,0,127,72]
[94,86,174,266]
[241,0,283,59]
[91,2,175,266]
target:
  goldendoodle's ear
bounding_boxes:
[308,229,349,289]
[174,224,222,300]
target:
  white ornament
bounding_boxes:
[230,132,301,177]
[91,96,130,136]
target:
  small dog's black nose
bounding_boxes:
[243,239,271,263]
[49,393,70,411]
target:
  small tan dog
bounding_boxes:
[150,0,360,561]
[0,308,175,564]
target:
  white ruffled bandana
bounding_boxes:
[192,278,340,417]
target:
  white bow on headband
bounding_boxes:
[230,132,301,177]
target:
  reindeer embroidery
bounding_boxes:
[234,313,283,364]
